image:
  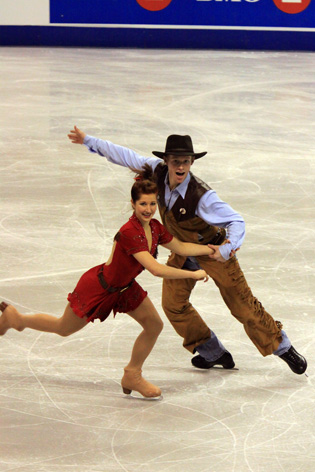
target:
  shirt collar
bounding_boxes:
[164,172,191,199]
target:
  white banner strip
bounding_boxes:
[49,23,315,32]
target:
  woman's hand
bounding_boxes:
[207,244,227,263]
[192,270,209,282]
[208,239,240,263]
[68,125,86,144]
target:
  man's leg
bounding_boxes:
[197,255,307,374]
[161,275,210,352]
[192,330,235,369]
[161,256,234,369]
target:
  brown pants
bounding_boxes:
[162,253,282,356]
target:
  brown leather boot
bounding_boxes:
[121,368,162,398]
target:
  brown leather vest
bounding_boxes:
[154,163,226,245]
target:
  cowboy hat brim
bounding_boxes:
[152,151,207,159]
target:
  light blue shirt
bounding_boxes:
[84,135,245,260]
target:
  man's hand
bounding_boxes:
[230,248,240,257]
[68,125,86,144]
[208,239,240,263]
[207,244,227,263]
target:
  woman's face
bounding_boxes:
[132,193,158,226]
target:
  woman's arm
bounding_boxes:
[132,251,208,281]
[162,238,215,257]
[162,237,237,263]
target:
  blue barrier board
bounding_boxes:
[50,0,314,29]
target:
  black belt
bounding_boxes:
[98,270,134,294]
[205,228,226,246]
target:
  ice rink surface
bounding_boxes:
[0,47,314,472]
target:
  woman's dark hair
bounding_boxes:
[131,164,158,202]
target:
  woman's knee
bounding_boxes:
[57,323,76,337]
[155,317,164,334]
[143,315,164,336]
[56,311,87,336]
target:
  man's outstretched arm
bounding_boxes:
[68,126,161,171]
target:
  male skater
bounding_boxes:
[68,126,307,375]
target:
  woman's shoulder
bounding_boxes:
[119,219,133,233]
[116,217,148,254]
[119,215,142,236]
[117,218,147,249]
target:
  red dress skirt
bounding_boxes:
[68,264,147,322]
[67,214,173,323]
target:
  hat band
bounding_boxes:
[165,148,194,153]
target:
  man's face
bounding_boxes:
[165,155,194,189]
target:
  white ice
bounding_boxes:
[0,47,314,472]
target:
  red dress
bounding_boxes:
[68,213,173,322]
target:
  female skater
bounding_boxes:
[0,167,218,398]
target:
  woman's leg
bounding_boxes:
[0,302,88,336]
[126,296,163,370]
[121,296,163,397]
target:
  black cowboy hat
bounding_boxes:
[152,135,207,159]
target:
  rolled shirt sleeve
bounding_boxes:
[197,190,245,260]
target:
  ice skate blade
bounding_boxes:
[205,365,240,372]
[211,366,239,371]
[122,393,163,401]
